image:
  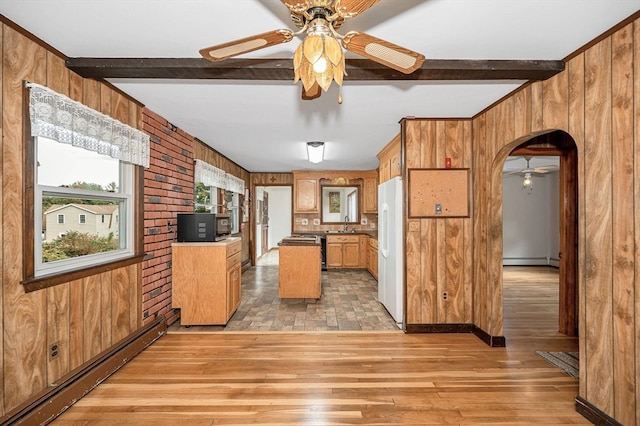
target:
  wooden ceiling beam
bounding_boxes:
[65,57,564,81]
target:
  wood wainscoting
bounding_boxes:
[0,318,166,425]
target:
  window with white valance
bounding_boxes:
[193,159,245,233]
[26,82,150,168]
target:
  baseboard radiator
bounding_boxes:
[0,316,167,426]
[503,256,560,267]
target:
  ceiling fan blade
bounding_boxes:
[341,31,425,74]
[533,166,561,174]
[279,0,309,14]
[334,0,381,18]
[200,30,294,62]
[301,82,322,100]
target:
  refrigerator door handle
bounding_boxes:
[380,202,389,259]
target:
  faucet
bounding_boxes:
[344,215,349,232]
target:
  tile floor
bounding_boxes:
[170,248,399,332]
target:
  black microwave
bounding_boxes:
[176,213,231,242]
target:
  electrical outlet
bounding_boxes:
[313,218,320,225]
[301,218,308,225]
[370,222,376,229]
[50,342,59,359]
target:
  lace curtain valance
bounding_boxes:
[194,159,228,189]
[226,174,244,194]
[26,82,150,168]
[194,160,245,194]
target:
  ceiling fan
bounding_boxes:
[504,156,558,193]
[503,156,559,177]
[199,0,426,101]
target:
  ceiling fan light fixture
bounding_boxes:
[522,172,533,193]
[294,19,345,94]
[307,141,325,163]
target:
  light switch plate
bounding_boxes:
[361,217,368,225]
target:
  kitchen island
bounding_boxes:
[278,236,322,299]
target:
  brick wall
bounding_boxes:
[141,108,194,325]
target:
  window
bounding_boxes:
[34,136,135,277]
[194,182,220,213]
[226,190,240,234]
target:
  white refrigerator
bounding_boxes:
[378,176,404,328]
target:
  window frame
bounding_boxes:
[22,103,145,292]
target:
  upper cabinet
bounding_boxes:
[294,177,319,213]
[293,170,378,217]
[362,177,378,214]
[377,133,401,184]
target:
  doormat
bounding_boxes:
[535,351,579,379]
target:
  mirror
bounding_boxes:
[321,186,359,223]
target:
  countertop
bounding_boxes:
[293,231,378,239]
[277,236,321,246]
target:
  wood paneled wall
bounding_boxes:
[1,23,143,414]
[402,120,473,326]
[468,16,640,426]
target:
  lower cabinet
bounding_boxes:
[367,238,378,280]
[326,234,371,269]
[327,235,360,268]
[172,238,242,325]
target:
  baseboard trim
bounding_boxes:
[405,323,473,333]
[575,396,623,426]
[405,323,506,347]
[0,316,167,426]
[472,325,506,347]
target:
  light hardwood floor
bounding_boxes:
[51,266,585,425]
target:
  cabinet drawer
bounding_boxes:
[227,240,241,257]
[227,252,241,268]
[327,235,359,244]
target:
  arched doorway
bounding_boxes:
[502,130,578,336]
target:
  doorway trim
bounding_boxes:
[494,130,578,337]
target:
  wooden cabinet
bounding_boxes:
[367,237,378,280]
[294,178,319,213]
[362,177,378,213]
[172,238,242,325]
[377,133,401,184]
[278,242,321,298]
[326,234,366,268]
[359,235,369,267]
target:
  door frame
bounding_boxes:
[509,133,578,336]
[250,180,293,266]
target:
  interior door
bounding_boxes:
[261,192,269,254]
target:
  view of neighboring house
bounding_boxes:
[43,203,119,241]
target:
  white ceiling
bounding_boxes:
[1,1,638,172]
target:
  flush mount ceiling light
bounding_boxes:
[307,141,325,163]
[199,0,425,102]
